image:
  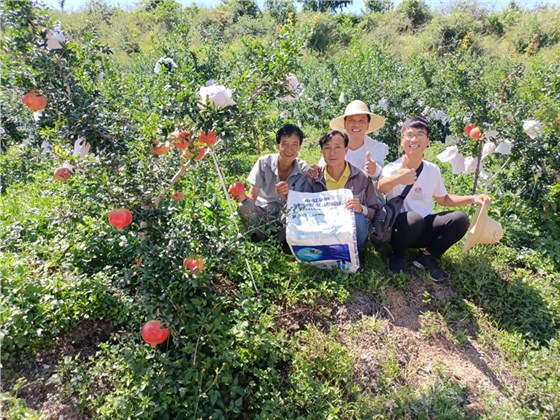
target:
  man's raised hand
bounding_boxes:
[397,155,417,185]
[364,151,377,177]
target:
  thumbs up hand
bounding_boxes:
[364,151,377,177]
[396,155,417,185]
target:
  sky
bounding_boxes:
[39,0,560,13]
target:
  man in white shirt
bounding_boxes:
[378,116,492,282]
[327,100,388,180]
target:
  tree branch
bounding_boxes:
[154,159,192,208]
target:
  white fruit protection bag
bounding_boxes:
[286,188,359,273]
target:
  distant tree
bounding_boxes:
[264,0,296,23]
[141,0,164,11]
[365,0,393,13]
[298,0,352,13]
[396,0,431,28]
[219,0,259,20]
[507,0,521,11]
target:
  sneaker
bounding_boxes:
[412,252,448,283]
[388,253,406,274]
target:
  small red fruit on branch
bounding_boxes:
[199,130,217,148]
[183,256,205,273]
[185,146,206,161]
[141,320,169,348]
[53,167,71,183]
[194,146,206,161]
[22,91,47,111]
[468,126,482,140]
[171,130,191,150]
[108,208,133,231]
[228,182,245,201]
[464,124,473,136]
[172,191,184,201]
[153,141,171,155]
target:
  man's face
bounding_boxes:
[400,127,429,156]
[277,133,301,163]
[344,114,369,139]
[321,134,348,166]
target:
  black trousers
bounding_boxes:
[390,210,470,259]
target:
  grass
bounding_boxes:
[2,174,559,418]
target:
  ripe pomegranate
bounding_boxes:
[141,320,169,348]
[108,208,133,231]
[153,141,171,155]
[468,127,482,140]
[228,182,245,198]
[199,130,217,148]
[171,130,191,150]
[172,191,184,201]
[53,167,71,183]
[22,91,47,111]
[183,256,205,273]
[464,124,473,135]
[185,146,205,161]
[195,147,206,161]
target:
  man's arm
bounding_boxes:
[434,193,492,207]
[249,185,260,201]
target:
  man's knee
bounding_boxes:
[453,211,470,235]
[395,211,425,234]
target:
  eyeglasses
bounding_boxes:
[402,132,428,140]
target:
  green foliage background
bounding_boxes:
[1,0,559,418]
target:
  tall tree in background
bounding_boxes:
[365,0,393,13]
[219,0,260,20]
[298,0,352,13]
[264,0,297,23]
[396,0,431,28]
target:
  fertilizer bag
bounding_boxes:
[286,188,359,273]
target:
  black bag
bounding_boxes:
[372,163,424,243]
[372,196,406,242]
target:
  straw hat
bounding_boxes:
[330,100,386,134]
[463,201,504,252]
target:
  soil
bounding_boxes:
[1,319,114,420]
[334,275,523,415]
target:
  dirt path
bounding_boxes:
[333,276,523,415]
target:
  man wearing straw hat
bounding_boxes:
[378,116,492,282]
[326,100,388,180]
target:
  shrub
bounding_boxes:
[264,0,297,24]
[365,0,393,14]
[395,0,432,30]
[427,13,483,55]
[506,8,560,54]
[218,0,260,22]
[306,14,342,53]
